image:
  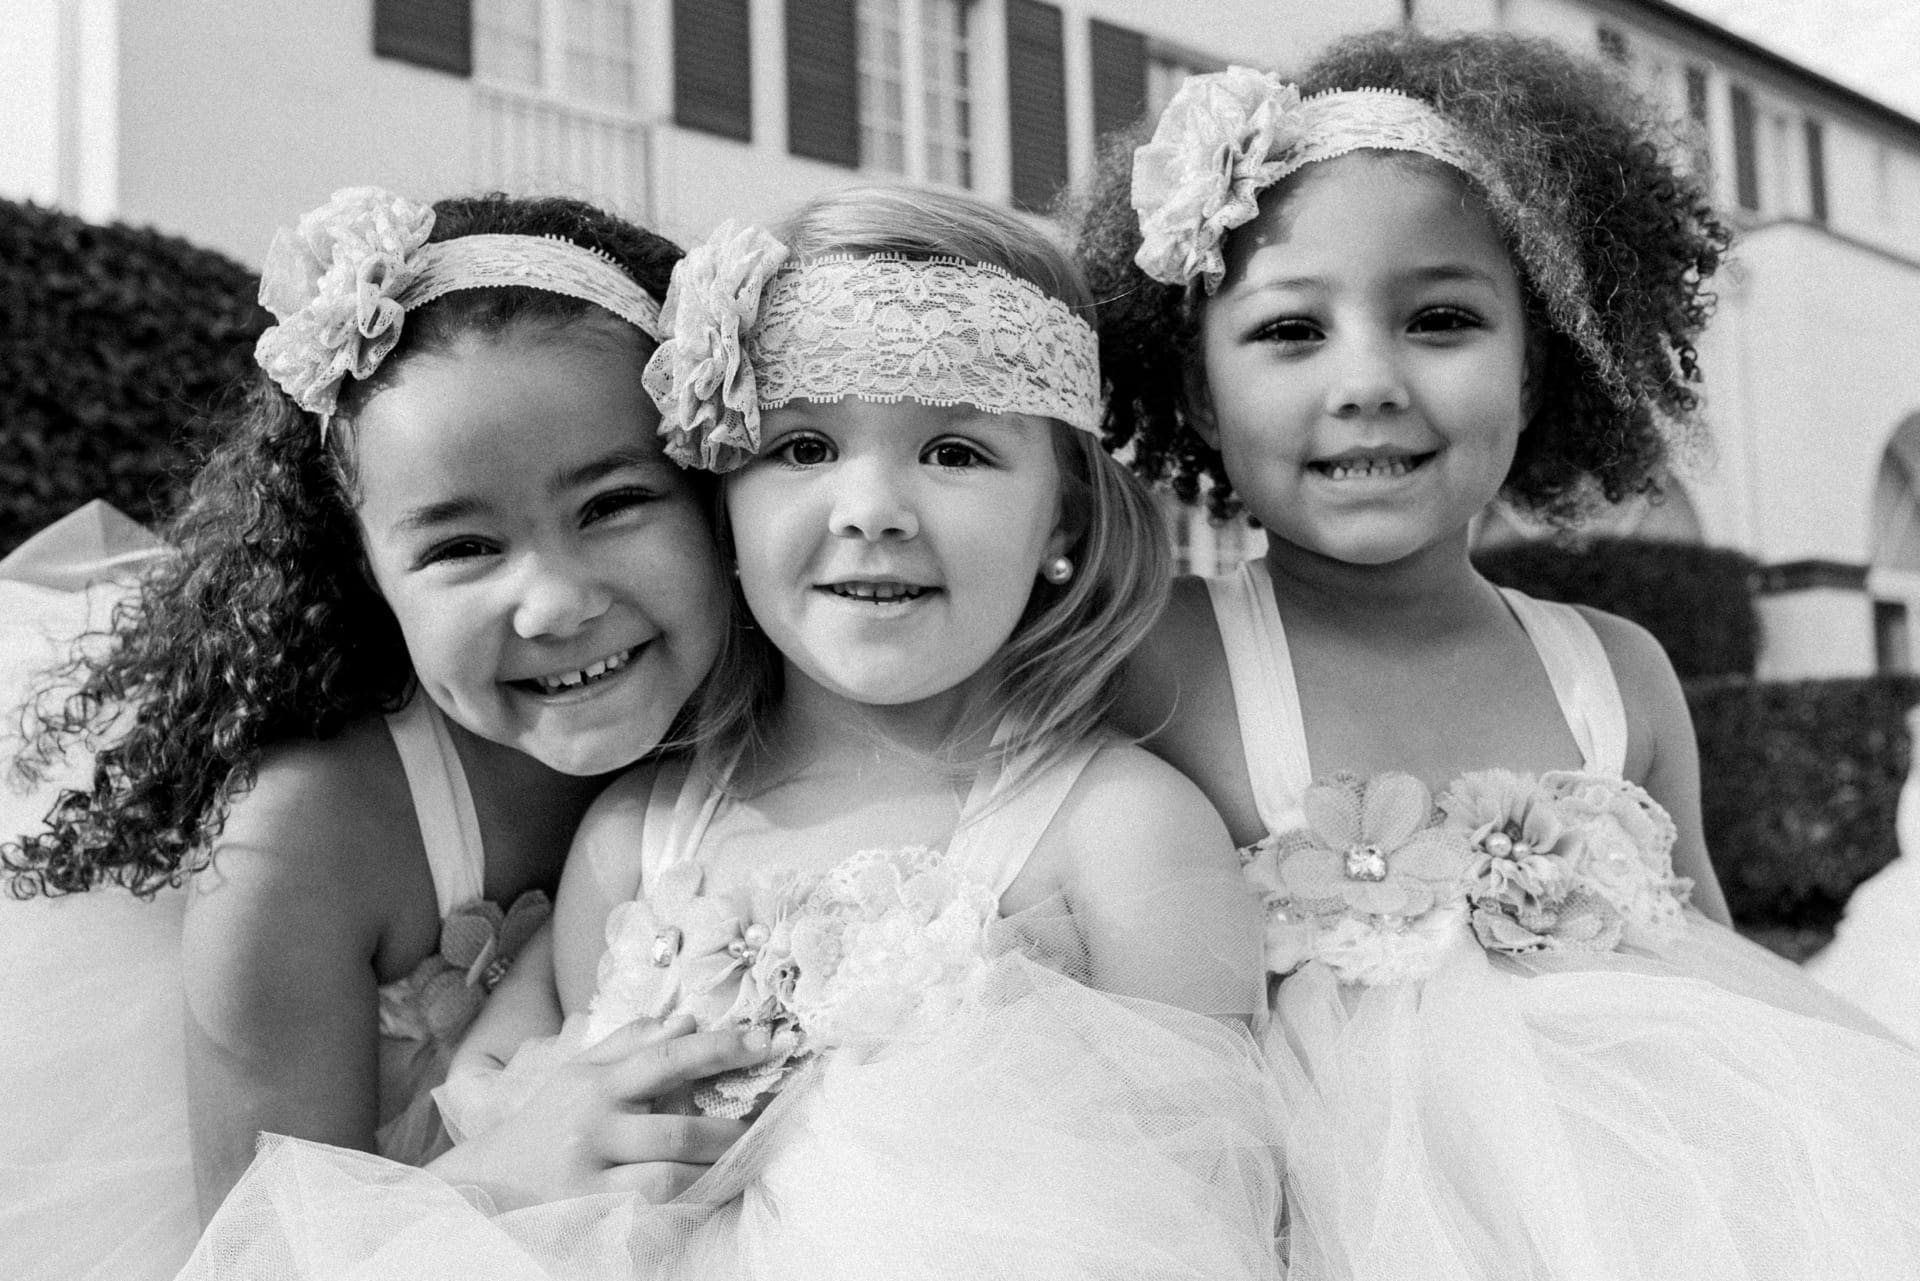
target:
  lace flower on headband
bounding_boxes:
[1131,67,1304,291]
[642,221,791,473]
[254,186,665,427]
[644,225,1103,474]
[254,187,436,417]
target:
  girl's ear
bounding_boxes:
[1183,358,1222,450]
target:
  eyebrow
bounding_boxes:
[390,446,668,535]
[1239,262,1505,297]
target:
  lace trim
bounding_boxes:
[751,255,1101,432]
[402,235,662,340]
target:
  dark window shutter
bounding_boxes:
[1089,19,1147,143]
[1007,0,1067,212]
[787,0,859,166]
[674,0,753,141]
[1729,84,1759,211]
[373,0,471,77]
[1804,118,1828,223]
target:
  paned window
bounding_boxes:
[1684,63,1711,176]
[837,0,972,185]
[475,0,634,109]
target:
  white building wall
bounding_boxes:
[0,2,65,206]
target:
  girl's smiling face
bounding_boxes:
[725,398,1071,719]
[1197,153,1536,568]
[351,317,727,775]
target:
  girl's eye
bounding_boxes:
[414,537,496,569]
[1409,306,1483,335]
[770,435,835,467]
[925,440,988,469]
[1250,317,1323,345]
[582,487,656,525]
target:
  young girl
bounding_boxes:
[0,188,759,1276]
[1075,29,1920,1279]
[181,185,1286,1279]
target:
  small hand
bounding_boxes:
[428,1015,772,1211]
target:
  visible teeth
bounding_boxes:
[831,581,926,602]
[1322,457,1416,481]
[532,647,633,694]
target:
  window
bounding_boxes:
[1729,83,1759,210]
[1684,63,1711,176]
[475,0,635,109]
[1876,601,1911,674]
[1006,0,1067,211]
[790,0,971,185]
[376,0,473,76]
[1805,117,1828,223]
[676,0,752,140]
[1596,25,1628,65]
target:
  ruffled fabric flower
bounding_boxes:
[1131,67,1304,291]
[1541,772,1691,940]
[641,221,790,472]
[1272,772,1475,920]
[1241,836,1320,977]
[1444,770,1633,956]
[1316,901,1470,987]
[253,187,436,416]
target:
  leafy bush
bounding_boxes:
[1691,674,1919,935]
[1477,537,1760,679]
[0,198,265,554]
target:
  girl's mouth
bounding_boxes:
[822,581,934,603]
[514,645,641,695]
[1309,452,1435,481]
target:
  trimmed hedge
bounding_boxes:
[1691,674,1918,934]
[0,198,266,554]
[1476,537,1761,680]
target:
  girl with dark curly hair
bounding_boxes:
[1073,29,1920,1277]
[0,188,768,1275]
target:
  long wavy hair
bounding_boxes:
[696,184,1171,788]
[5,194,684,899]
[1069,28,1731,527]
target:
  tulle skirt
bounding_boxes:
[0,573,203,1280]
[1267,913,1920,1280]
[181,952,1287,1279]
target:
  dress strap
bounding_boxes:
[635,754,729,885]
[384,696,485,918]
[1206,561,1314,835]
[1498,589,1630,777]
[947,737,1107,899]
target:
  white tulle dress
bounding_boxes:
[0,505,547,1279]
[181,744,1288,1280]
[1211,560,1920,1280]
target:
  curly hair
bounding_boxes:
[1069,28,1731,526]
[5,193,683,898]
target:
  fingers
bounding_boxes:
[598,1160,715,1206]
[580,1013,698,1064]
[602,1026,775,1105]
[597,1111,750,1167]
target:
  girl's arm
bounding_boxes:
[1038,744,1266,1021]
[180,739,411,1221]
[447,918,562,1081]
[1581,607,1733,926]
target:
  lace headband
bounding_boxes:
[253,186,664,426]
[1131,67,1616,396]
[643,221,1102,473]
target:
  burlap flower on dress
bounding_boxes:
[642,221,791,473]
[253,187,436,416]
[1131,67,1304,292]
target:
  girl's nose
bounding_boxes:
[828,459,920,541]
[512,550,614,639]
[1325,333,1412,417]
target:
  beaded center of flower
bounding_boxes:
[1344,843,1389,881]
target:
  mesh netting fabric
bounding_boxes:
[182,928,1287,1279]
[1267,913,1920,1279]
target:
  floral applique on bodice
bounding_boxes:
[581,746,1102,1118]
[1209,562,1692,987]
